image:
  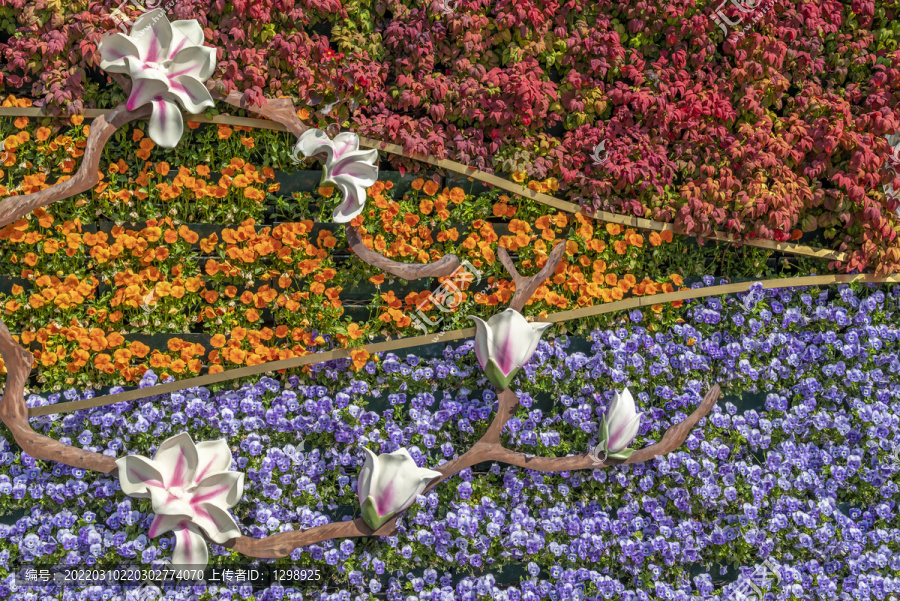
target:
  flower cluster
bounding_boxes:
[0,280,898,599]
[2,0,899,270]
[0,118,714,388]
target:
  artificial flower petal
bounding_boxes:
[115,454,166,498]
[192,503,242,544]
[148,513,184,538]
[171,523,208,568]
[191,471,244,509]
[99,33,141,73]
[168,20,205,60]
[129,9,174,63]
[168,74,216,114]
[124,72,169,112]
[153,432,199,488]
[169,46,217,82]
[148,96,185,149]
[193,440,233,485]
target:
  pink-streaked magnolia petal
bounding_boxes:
[99,33,141,73]
[330,151,379,183]
[168,74,215,113]
[193,440,233,485]
[169,46,217,82]
[487,308,535,376]
[148,513,183,538]
[115,455,165,498]
[192,503,242,544]
[366,448,441,517]
[357,448,378,506]
[148,96,185,148]
[607,412,643,454]
[468,316,493,370]
[124,70,169,111]
[153,433,199,489]
[168,20,205,60]
[330,133,362,159]
[190,471,244,510]
[295,129,335,162]
[607,388,638,427]
[129,9,173,64]
[518,321,552,368]
[171,523,209,569]
[149,486,195,519]
[330,176,367,223]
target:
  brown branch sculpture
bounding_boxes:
[0,84,720,559]
[498,242,568,312]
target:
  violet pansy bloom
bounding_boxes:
[592,388,644,462]
[293,129,379,223]
[357,448,441,531]
[99,9,216,148]
[115,433,243,569]
[468,308,552,390]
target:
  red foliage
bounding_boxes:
[0,0,899,271]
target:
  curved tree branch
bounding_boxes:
[0,102,150,230]
[223,385,720,557]
[213,88,310,139]
[345,224,462,280]
[499,242,567,311]
[0,321,117,473]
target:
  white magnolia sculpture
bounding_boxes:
[294,129,379,223]
[468,308,552,390]
[357,448,442,530]
[99,9,217,147]
[591,388,644,462]
[116,433,244,568]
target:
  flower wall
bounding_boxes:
[0,2,898,270]
[1,280,899,600]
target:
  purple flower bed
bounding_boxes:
[1,280,899,600]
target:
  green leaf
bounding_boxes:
[483,358,518,391]
[360,496,393,530]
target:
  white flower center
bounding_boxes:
[168,486,189,500]
[142,60,172,74]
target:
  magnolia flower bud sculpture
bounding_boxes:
[116,433,244,569]
[357,448,442,530]
[98,9,217,148]
[469,308,552,390]
[592,388,644,462]
[293,129,379,223]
